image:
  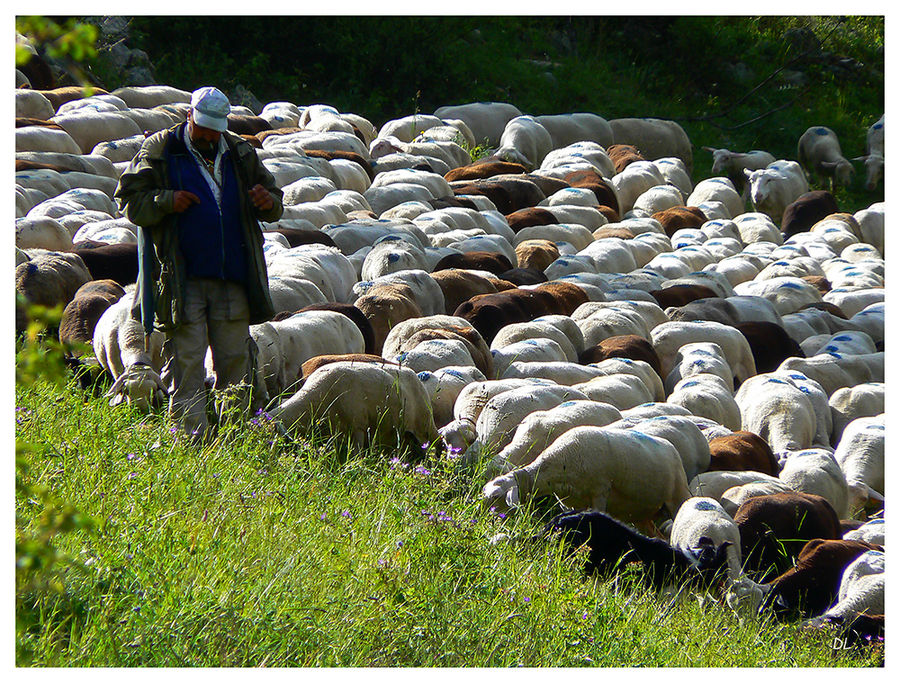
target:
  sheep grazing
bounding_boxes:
[701,147,776,198]
[92,295,166,410]
[483,426,690,534]
[542,509,730,589]
[734,491,842,581]
[853,114,884,192]
[668,497,742,580]
[762,539,883,620]
[797,126,855,191]
[804,550,885,634]
[269,361,438,455]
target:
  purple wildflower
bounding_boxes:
[413,465,431,476]
[319,513,327,521]
[250,418,260,427]
[126,453,137,461]
[341,510,352,519]
[523,596,531,603]
[128,472,138,479]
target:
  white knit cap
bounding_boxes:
[190,86,230,132]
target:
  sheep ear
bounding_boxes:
[702,146,715,153]
[743,168,753,179]
[109,393,125,407]
[506,486,520,508]
[820,160,838,169]
[852,155,869,162]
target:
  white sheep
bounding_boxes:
[462,383,590,464]
[417,365,486,429]
[829,382,884,446]
[843,518,884,546]
[667,373,742,431]
[701,147,776,198]
[686,177,744,219]
[777,448,849,519]
[613,414,711,482]
[669,497,743,580]
[534,113,614,149]
[493,115,553,170]
[853,115,884,192]
[804,550,884,628]
[433,101,523,148]
[270,361,438,452]
[744,160,809,224]
[651,320,756,385]
[797,126,854,191]
[482,426,691,532]
[734,373,818,453]
[664,342,734,395]
[249,310,366,399]
[608,117,694,172]
[833,414,884,519]
[92,295,166,410]
[488,399,622,474]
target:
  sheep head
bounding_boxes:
[725,575,771,619]
[482,472,520,512]
[106,362,167,411]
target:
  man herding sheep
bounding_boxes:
[115,86,284,442]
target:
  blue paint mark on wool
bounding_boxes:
[815,127,829,135]
[693,500,719,512]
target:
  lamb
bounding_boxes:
[797,126,855,191]
[270,360,438,454]
[833,414,884,519]
[669,497,743,580]
[701,147,776,198]
[543,510,731,589]
[92,294,166,410]
[483,426,690,534]
[744,160,810,224]
[853,114,884,192]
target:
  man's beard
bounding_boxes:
[192,137,217,161]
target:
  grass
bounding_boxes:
[15,372,883,667]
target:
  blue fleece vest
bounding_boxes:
[166,133,247,283]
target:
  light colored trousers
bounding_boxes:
[161,278,259,439]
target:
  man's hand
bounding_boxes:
[173,190,200,212]
[248,184,274,211]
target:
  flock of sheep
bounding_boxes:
[14,76,885,652]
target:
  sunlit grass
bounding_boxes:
[15,376,883,667]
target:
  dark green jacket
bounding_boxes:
[114,123,283,332]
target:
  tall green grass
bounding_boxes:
[15,373,882,667]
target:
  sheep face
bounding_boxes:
[725,576,771,619]
[482,474,520,511]
[106,363,167,411]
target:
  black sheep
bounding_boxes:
[542,510,730,589]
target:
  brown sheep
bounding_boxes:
[763,538,883,619]
[650,284,720,309]
[444,159,528,182]
[432,250,513,276]
[354,283,423,354]
[607,143,646,173]
[514,240,559,271]
[430,269,502,316]
[781,190,840,238]
[577,334,663,379]
[300,353,397,379]
[707,431,780,476]
[652,206,707,237]
[735,491,842,580]
[59,279,125,348]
